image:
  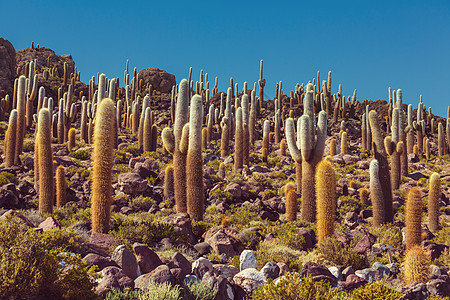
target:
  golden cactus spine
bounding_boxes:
[428,173,440,233]
[316,160,336,242]
[403,245,430,284]
[218,162,226,179]
[14,76,26,164]
[406,187,422,250]
[330,138,336,156]
[56,165,66,208]
[91,98,115,233]
[187,95,204,221]
[360,187,369,205]
[37,108,54,214]
[286,189,298,222]
[164,164,174,198]
[280,139,287,156]
[370,159,384,227]
[68,128,76,152]
[5,109,18,167]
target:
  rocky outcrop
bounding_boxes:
[138,67,175,93]
[0,37,16,98]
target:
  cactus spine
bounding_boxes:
[428,173,440,233]
[369,110,393,223]
[186,95,204,221]
[91,98,115,233]
[406,187,422,250]
[286,189,298,222]
[403,246,430,284]
[316,160,336,242]
[5,110,18,167]
[37,108,54,214]
[56,165,66,208]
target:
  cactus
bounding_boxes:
[138,95,150,148]
[316,160,336,242]
[68,128,76,152]
[370,160,384,226]
[207,104,214,144]
[330,138,336,156]
[438,122,444,156]
[428,173,441,233]
[280,139,287,156]
[258,60,265,110]
[91,98,115,233]
[143,107,153,152]
[384,135,403,190]
[234,107,243,171]
[241,95,250,166]
[262,147,268,162]
[164,164,174,199]
[360,187,369,205]
[14,76,26,164]
[286,189,298,222]
[202,127,207,150]
[361,113,367,151]
[37,108,54,214]
[80,100,88,143]
[186,95,204,221]
[56,165,66,208]
[341,131,348,154]
[425,138,430,160]
[162,79,189,213]
[447,118,450,154]
[218,162,226,179]
[220,117,230,157]
[5,110,18,167]
[369,110,393,223]
[403,245,430,284]
[406,187,422,250]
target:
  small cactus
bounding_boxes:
[280,139,287,156]
[341,131,348,154]
[56,165,66,208]
[218,162,226,179]
[360,188,369,205]
[286,189,298,222]
[68,128,76,152]
[330,138,336,156]
[428,173,441,233]
[316,160,336,242]
[403,245,430,284]
[406,187,422,250]
[164,164,174,199]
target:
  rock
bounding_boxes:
[202,271,234,300]
[89,232,115,257]
[429,265,442,279]
[249,166,271,173]
[133,242,162,274]
[224,183,242,199]
[259,210,279,221]
[408,171,426,181]
[138,68,176,93]
[194,242,213,256]
[342,154,360,164]
[0,38,15,98]
[134,265,175,288]
[0,187,19,208]
[38,217,62,231]
[0,209,35,227]
[277,262,289,277]
[239,250,257,271]
[192,257,213,279]
[339,274,368,291]
[172,252,192,280]
[17,180,35,195]
[354,235,372,254]
[161,213,195,244]
[342,266,355,280]
[371,262,390,279]
[129,157,145,168]
[386,263,400,277]
[213,264,239,280]
[356,160,370,169]
[169,267,184,284]
[111,245,141,280]
[300,262,337,286]
[95,266,134,297]
[408,153,420,163]
[359,209,372,219]
[355,268,376,283]
[133,163,157,180]
[117,172,148,194]
[422,241,449,260]
[53,156,74,167]
[203,226,243,258]
[401,282,429,300]
[83,253,117,271]
[233,268,265,295]
[427,278,450,297]
[260,262,280,280]
[328,266,343,282]
[185,274,200,285]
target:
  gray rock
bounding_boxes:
[355,268,376,283]
[239,250,257,271]
[95,266,134,296]
[202,271,233,300]
[328,266,343,282]
[134,265,174,288]
[117,172,147,194]
[342,266,355,281]
[260,262,280,280]
[372,262,390,279]
[427,279,450,297]
[233,268,265,295]
[111,245,141,280]
[192,257,213,279]
[401,282,429,300]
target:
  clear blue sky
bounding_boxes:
[3,0,450,117]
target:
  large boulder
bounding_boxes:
[0,37,15,98]
[138,68,176,93]
[203,226,244,258]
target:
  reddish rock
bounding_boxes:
[0,209,35,227]
[89,232,115,257]
[354,235,372,254]
[117,172,148,194]
[133,242,163,274]
[0,37,15,98]
[134,265,175,288]
[161,213,195,244]
[172,252,192,279]
[83,253,117,271]
[38,217,62,231]
[203,226,244,257]
[138,67,176,93]
[95,266,134,296]
[111,245,140,280]
[339,274,368,291]
[300,262,337,286]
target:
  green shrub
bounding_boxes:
[316,236,369,270]
[338,196,364,218]
[261,222,307,250]
[369,223,403,248]
[192,220,214,239]
[255,240,304,272]
[105,287,143,300]
[69,149,90,160]
[129,196,156,212]
[114,149,128,164]
[0,218,98,299]
[0,171,17,186]
[141,282,181,300]
[350,281,401,299]
[182,280,216,300]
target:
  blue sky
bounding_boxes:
[3,0,450,117]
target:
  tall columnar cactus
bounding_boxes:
[316,160,336,243]
[143,107,153,152]
[385,133,403,190]
[361,113,367,151]
[14,76,26,164]
[207,104,214,144]
[258,60,265,111]
[91,98,115,233]
[80,100,88,143]
[447,118,450,154]
[5,109,18,167]
[428,173,441,233]
[26,73,38,128]
[37,108,54,214]
[286,189,298,222]
[370,160,384,226]
[220,117,230,157]
[330,138,336,156]
[162,79,190,213]
[341,131,348,154]
[403,245,430,284]
[164,164,174,199]
[68,128,76,152]
[234,107,243,171]
[406,187,422,250]
[249,90,256,145]
[241,95,250,166]
[262,120,271,151]
[425,137,430,160]
[138,95,150,148]
[438,122,444,156]
[369,110,393,223]
[187,95,204,221]
[56,165,66,208]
